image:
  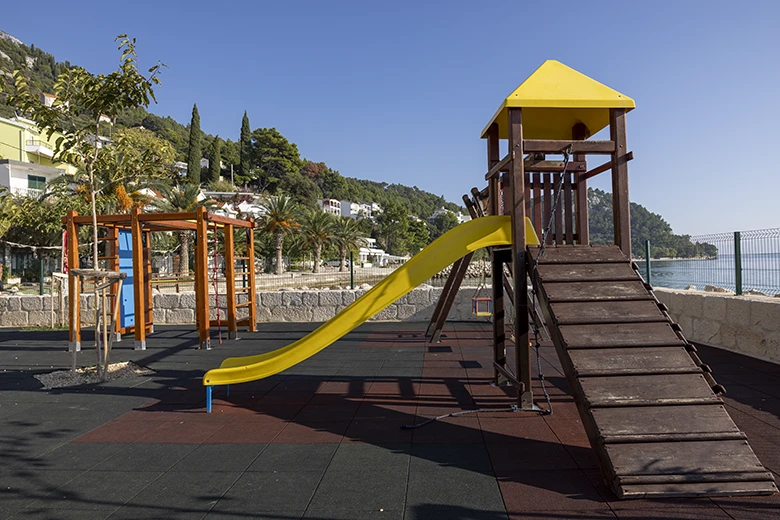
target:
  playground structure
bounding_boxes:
[201,60,775,498]
[65,206,257,351]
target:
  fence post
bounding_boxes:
[645,240,651,285]
[349,251,354,290]
[39,256,45,295]
[734,231,742,295]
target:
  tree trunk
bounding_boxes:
[313,244,322,273]
[178,231,190,276]
[274,232,284,275]
[339,249,347,272]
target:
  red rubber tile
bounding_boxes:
[272,420,350,444]
[411,416,483,444]
[368,381,420,396]
[499,469,609,512]
[421,368,469,378]
[205,418,287,444]
[135,418,226,444]
[489,441,578,472]
[74,419,164,443]
[355,400,418,420]
[479,416,558,444]
[294,403,360,422]
[342,419,414,444]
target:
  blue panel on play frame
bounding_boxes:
[118,229,134,328]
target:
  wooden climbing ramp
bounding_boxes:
[532,244,777,499]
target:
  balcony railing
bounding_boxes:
[12,187,43,198]
[25,139,55,158]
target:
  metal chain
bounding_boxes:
[528,146,573,415]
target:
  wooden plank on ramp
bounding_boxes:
[533,244,776,499]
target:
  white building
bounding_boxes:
[0,159,66,198]
[318,198,341,216]
[339,200,374,220]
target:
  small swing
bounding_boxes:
[471,270,492,317]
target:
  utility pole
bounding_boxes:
[230,164,234,186]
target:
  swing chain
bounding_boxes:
[528,145,573,415]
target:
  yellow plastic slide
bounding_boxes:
[203,215,535,387]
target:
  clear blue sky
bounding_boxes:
[4,1,779,235]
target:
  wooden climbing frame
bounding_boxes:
[64,207,257,351]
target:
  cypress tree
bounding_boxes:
[187,104,202,184]
[207,136,222,184]
[240,111,251,181]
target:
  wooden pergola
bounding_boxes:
[65,206,257,351]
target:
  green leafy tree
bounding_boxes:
[10,34,164,269]
[206,136,222,184]
[406,219,430,254]
[89,127,176,213]
[187,104,202,184]
[279,171,322,208]
[221,139,240,182]
[376,201,409,255]
[429,211,459,241]
[300,209,335,273]
[250,128,303,192]
[156,184,207,276]
[332,217,366,272]
[239,111,251,183]
[261,194,299,275]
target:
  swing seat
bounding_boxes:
[472,297,493,317]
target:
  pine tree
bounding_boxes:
[239,111,251,182]
[187,104,202,184]
[207,136,222,184]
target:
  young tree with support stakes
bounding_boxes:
[11,35,164,273]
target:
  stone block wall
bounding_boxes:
[0,286,494,328]
[655,288,780,364]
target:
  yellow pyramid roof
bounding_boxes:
[481,60,635,140]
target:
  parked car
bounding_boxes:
[322,259,350,268]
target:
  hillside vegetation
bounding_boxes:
[589,188,716,259]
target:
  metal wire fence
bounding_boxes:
[636,228,780,296]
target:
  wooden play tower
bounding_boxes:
[65,206,257,351]
[426,61,776,497]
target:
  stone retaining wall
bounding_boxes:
[655,288,780,364]
[0,286,496,328]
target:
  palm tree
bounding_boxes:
[332,217,366,272]
[261,195,299,275]
[300,208,335,273]
[157,183,205,276]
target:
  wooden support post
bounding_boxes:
[224,223,238,339]
[246,218,257,331]
[130,208,146,350]
[485,122,507,385]
[144,230,153,333]
[610,108,631,257]
[195,206,211,349]
[66,211,81,352]
[573,123,590,245]
[508,107,533,409]
[425,195,480,342]
[107,226,121,340]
